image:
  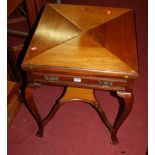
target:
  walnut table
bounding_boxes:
[22,3,139,144]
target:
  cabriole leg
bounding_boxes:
[110,90,134,144]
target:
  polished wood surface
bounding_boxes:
[59,87,98,104]
[22,3,139,78]
[24,34,134,73]
[22,3,139,144]
[51,4,129,31]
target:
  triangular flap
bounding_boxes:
[24,4,82,61]
[50,3,130,31]
[87,11,138,72]
[24,33,104,64]
[25,34,134,73]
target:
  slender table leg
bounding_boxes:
[94,104,115,140]
[42,100,61,126]
[23,84,44,137]
[110,90,134,144]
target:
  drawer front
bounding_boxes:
[31,72,127,90]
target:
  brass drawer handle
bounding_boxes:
[99,81,113,87]
[44,75,59,82]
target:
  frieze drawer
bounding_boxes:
[31,72,127,90]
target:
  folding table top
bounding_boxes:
[22,3,139,78]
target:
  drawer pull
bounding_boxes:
[99,81,113,87]
[45,76,59,82]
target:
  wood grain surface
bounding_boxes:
[22,3,139,78]
[21,3,139,144]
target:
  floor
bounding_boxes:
[8,0,148,155]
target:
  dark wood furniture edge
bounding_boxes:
[22,64,139,79]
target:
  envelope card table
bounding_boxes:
[22,3,139,144]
